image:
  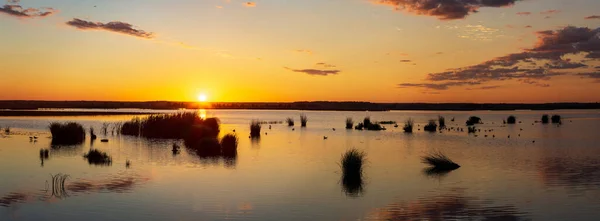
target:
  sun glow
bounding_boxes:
[198,94,208,102]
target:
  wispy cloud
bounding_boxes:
[371,0,523,20]
[577,72,600,82]
[0,1,56,18]
[517,12,531,16]
[66,18,155,39]
[540,10,560,15]
[316,62,337,68]
[285,67,340,76]
[294,49,313,55]
[399,60,412,62]
[398,81,481,90]
[399,26,600,90]
[466,85,501,90]
[245,2,256,7]
[585,15,600,20]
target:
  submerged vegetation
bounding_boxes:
[83,149,112,166]
[542,114,550,124]
[340,149,365,197]
[466,116,482,126]
[507,116,516,124]
[438,116,446,129]
[300,114,308,127]
[286,117,295,127]
[49,122,86,145]
[423,120,437,132]
[250,120,261,138]
[421,151,460,172]
[403,118,414,133]
[346,117,354,129]
[551,115,562,124]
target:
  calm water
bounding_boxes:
[1,109,600,221]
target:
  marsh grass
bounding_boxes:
[421,151,460,171]
[403,118,414,133]
[551,115,562,124]
[438,116,446,129]
[507,116,516,124]
[49,122,86,145]
[379,121,397,125]
[466,116,482,126]
[300,114,308,127]
[340,149,365,197]
[220,133,238,156]
[286,117,295,127]
[250,120,261,138]
[346,117,354,129]
[39,149,49,159]
[468,126,476,133]
[3,126,9,134]
[541,114,550,124]
[363,117,371,127]
[83,149,112,166]
[424,120,437,132]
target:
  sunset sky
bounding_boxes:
[1,0,599,103]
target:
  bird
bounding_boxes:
[265,132,268,135]
[333,128,336,131]
[269,125,272,130]
[518,134,521,137]
[508,135,511,138]
[292,128,295,131]
[532,140,535,143]
[485,135,488,137]
[323,136,328,140]
[492,135,495,138]
[33,136,38,139]
[126,160,131,168]
[233,129,236,132]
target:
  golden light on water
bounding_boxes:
[199,109,207,119]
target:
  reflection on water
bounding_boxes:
[341,173,364,197]
[538,157,600,190]
[367,189,529,221]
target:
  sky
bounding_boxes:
[1,0,599,103]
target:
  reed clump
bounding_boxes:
[286,117,295,127]
[507,116,516,124]
[551,115,562,124]
[340,149,365,197]
[421,151,460,171]
[423,120,437,132]
[300,114,308,127]
[541,114,549,124]
[83,149,112,165]
[346,117,354,129]
[466,116,482,126]
[438,116,446,129]
[49,122,86,145]
[250,120,261,138]
[403,118,414,133]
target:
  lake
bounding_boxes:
[1,109,600,220]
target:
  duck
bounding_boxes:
[323,136,328,140]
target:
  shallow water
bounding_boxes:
[1,109,600,220]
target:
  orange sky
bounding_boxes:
[1,0,599,103]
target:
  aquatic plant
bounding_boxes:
[366,123,385,131]
[541,114,549,124]
[83,149,112,166]
[363,117,372,128]
[403,118,414,133]
[466,116,482,126]
[300,114,308,127]
[49,122,86,145]
[39,149,49,159]
[286,117,295,127]
[468,126,476,133]
[220,133,238,156]
[120,113,220,142]
[423,120,437,132]
[507,116,517,124]
[90,127,97,140]
[3,126,9,134]
[551,115,562,124]
[346,117,354,129]
[438,116,446,129]
[340,149,365,197]
[421,151,460,171]
[354,123,364,130]
[250,120,261,138]
[101,123,110,135]
[379,121,397,125]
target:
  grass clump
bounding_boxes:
[421,151,460,171]
[286,117,295,127]
[438,116,446,129]
[363,117,371,128]
[250,120,261,138]
[346,117,354,129]
[466,116,482,126]
[83,149,112,166]
[423,120,437,132]
[300,114,308,127]
[468,126,476,133]
[340,149,365,197]
[551,115,562,124]
[507,116,517,124]
[49,122,86,145]
[359,117,385,131]
[121,112,215,139]
[378,121,396,125]
[220,133,238,156]
[541,114,549,124]
[403,118,414,133]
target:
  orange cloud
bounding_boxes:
[66,18,155,39]
[245,2,256,7]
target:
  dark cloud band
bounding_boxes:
[372,0,522,20]
[66,18,155,39]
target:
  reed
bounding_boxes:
[340,149,365,197]
[83,149,112,165]
[541,114,549,124]
[551,115,562,124]
[49,122,86,145]
[250,120,261,138]
[423,120,437,132]
[286,117,295,127]
[300,114,308,127]
[403,118,414,133]
[346,117,354,129]
[466,116,482,126]
[507,116,516,124]
[438,116,446,129]
[421,151,460,171]
[220,133,238,156]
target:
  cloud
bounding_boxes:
[519,79,550,87]
[371,0,522,20]
[517,12,531,16]
[585,15,600,20]
[285,67,340,76]
[316,62,336,68]
[66,18,155,39]
[0,1,56,18]
[398,81,481,90]
[399,59,412,62]
[577,72,600,82]
[399,26,600,89]
[245,2,256,7]
[294,49,313,55]
[466,85,501,90]
[525,25,532,28]
[540,10,560,15]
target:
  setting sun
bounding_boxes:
[198,94,208,102]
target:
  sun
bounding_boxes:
[197,93,208,102]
